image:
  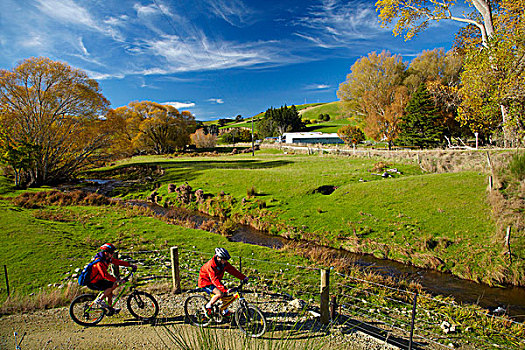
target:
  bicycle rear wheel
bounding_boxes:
[235,304,266,338]
[184,295,211,327]
[69,294,106,326]
[127,291,159,321]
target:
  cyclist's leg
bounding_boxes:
[103,281,119,306]
[89,280,116,305]
[206,286,224,308]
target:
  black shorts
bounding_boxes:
[87,280,114,291]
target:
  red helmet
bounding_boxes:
[100,243,116,253]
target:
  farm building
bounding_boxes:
[282,132,344,144]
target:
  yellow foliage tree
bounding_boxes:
[0,57,110,187]
[109,101,196,155]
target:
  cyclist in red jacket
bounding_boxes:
[198,247,248,316]
[87,243,137,311]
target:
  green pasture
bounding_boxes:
[303,118,354,133]
[0,189,316,298]
[84,151,506,284]
[0,150,509,296]
[299,101,344,121]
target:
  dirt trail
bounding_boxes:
[0,292,398,350]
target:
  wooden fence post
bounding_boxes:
[171,246,181,294]
[330,295,337,320]
[505,226,512,263]
[4,265,9,297]
[408,291,418,350]
[320,269,330,325]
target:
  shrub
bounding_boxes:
[190,129,218,148]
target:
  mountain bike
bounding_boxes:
[69,270,159,326]
[184,281,267,338]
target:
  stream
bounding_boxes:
[73,179,525,321]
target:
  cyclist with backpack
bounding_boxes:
[82,243,137,312]
[198,247,248,317]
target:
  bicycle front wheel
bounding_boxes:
[127,291,159,321]
[235,304,266,338]
[184,295,211,327]
[69,294,106,326]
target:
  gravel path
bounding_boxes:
[0,291,400,350]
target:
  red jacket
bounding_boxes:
[198,256,246,293]
[90,252,131,284]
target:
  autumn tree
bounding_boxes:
[0,57,110,187]
[190,128,217,148]
[337,125,365,147]
[376,0,521,146]
[458,0,525,145]
[363,85,409,150]
[376,0,495,47]
[337,51,406,127]
[398,84,444,148]
[109,101,196,155]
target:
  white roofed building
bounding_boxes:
[282,132,344,144]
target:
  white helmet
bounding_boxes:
[215,247,231,260]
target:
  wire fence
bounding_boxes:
[116,247,524,349]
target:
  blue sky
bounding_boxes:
[0,0,464,121]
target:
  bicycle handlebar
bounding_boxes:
[227,279,247,294]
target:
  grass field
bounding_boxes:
[0,148,518,299]
[79,150,513,285]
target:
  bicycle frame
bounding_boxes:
[88,272,134,310]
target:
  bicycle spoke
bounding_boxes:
[69,294,105,326]
[184,295,211,327]
[127,291,159,320]
[235,305,267,338]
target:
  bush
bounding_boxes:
[191,129,218,148]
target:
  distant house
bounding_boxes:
[282,132,344,144]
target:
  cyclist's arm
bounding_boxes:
[224,262,247,281]
[209,272,228,293]
[92,261,117,283]
[110,257,131,267]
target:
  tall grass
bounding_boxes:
[158,322,336,350]
[0,282,81,315]
[509,152,525,181]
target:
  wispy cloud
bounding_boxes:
[294,0,385,48]
[204,0,254,27]
[162,101,196,109]
[137,34,282,74]
[208,98,224,104]
[305,83,331,90]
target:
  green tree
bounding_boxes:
[0,57,110,187]
[376,0,522,146]
[337,125,365,147]
[257,105,304,138]
[398,84,444,148]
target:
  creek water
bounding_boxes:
[230,224,525,321]
[71,180,525,321]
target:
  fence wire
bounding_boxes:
[117,247,524,350]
